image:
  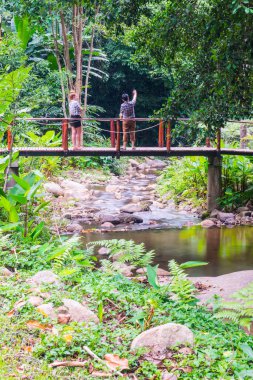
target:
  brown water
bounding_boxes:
[83,226,253,276]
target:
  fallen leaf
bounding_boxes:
[14,299,26,310]
[26,320,52,331]
[22,346,33,353]
[7,309,15,317]
[104,354,129,370]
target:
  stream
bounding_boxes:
[61,162,253,277]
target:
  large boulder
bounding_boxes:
[145,158,167,169]
[66,223,83,233]
[119,213,143,224]
[120,202,151,214]
[61,299,99,323]
[217,212,235,222]
[28,270,60,286]
[44,182,64,197]
[37,303,57,319]
[131,323,194,352]
[201,219,216,228]
[99,214,121,225]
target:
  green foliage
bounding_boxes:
[168,259,197,303]
[215,282,253,331]
[158,157,208,206]
[0,171,48,238]
[46,236,96,278]
[88,239,155,268]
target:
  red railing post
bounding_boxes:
[206,137,211,147]
[116,120,120,153]
[217,127,221,151]
[7,125,13,150]
[166,120,171,151]
[62,119,68,151]
[110,119,116,148]
[158,119,164,147]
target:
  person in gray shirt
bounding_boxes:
[120,89,137,150]
[69,91,82,149]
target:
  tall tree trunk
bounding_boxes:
[83,26,95,118]
[60,11,73,90]
[240,124,248,149]
[51,21,67,118]
[72,4,83,99]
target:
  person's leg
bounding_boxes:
[76,127,82,148]
[71,127,77,148]
[122,121,127,150]
[130,121,136,149]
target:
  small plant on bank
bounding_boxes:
[88,239,155,268]
[214,282,253,332]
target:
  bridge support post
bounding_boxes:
[207,156,222,212]
[6,160,19,190]
[62,119,68,151]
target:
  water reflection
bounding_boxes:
[83,226,253,276]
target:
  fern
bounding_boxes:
[46,236,80,272]
[88,239,155,268]
[214,282,253,331]
[168,259,196,303]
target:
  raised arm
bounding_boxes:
[132,89,137,104]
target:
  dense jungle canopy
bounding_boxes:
[0,0,252,132]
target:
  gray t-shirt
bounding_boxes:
[69,100,81,116]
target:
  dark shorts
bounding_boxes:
[70,115,81,128]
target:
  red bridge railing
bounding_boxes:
[5,117,253,154]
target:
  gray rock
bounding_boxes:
[200,219,215,228]
[66,223,83,233]
[120,203,144,213]
[99,214,121,225]
[119,213,143,224]
[101,222,115,228]
[129,159,140,168]
[237,207,249,213]
[137,267,170,276]
[98,247,110,255]
[210,209,219,218]
[224,217,236,225]
[44,182,64,196]
[239,211,252,218]
[145,158,167,169]
[120,202,151,214]
[28,296,44,307]
[61,179,88,192]
[131,323,194,352]
[1,267,13,276]
[112,262,134,277]
[28,270,60,286]
[62,299,99,323]
[37,303,57,319]
[162,372,178,380]
[217,212,235,222]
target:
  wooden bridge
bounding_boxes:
[3,117,253,157]
[3,117,253,212]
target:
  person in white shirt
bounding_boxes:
[69,91,82,149]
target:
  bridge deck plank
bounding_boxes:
[0,147,252,156]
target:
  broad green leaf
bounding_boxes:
[0,223,20,232]
[9,194,27,205]
[180,261,209,269]
[0,196,11,211]
[240,344,253,359]
[33,201,50,214]
[11,174,30,191]
[31,221,45,240]
[9,206,19,223]
[146,264,160,289]
[98,301,103,323]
